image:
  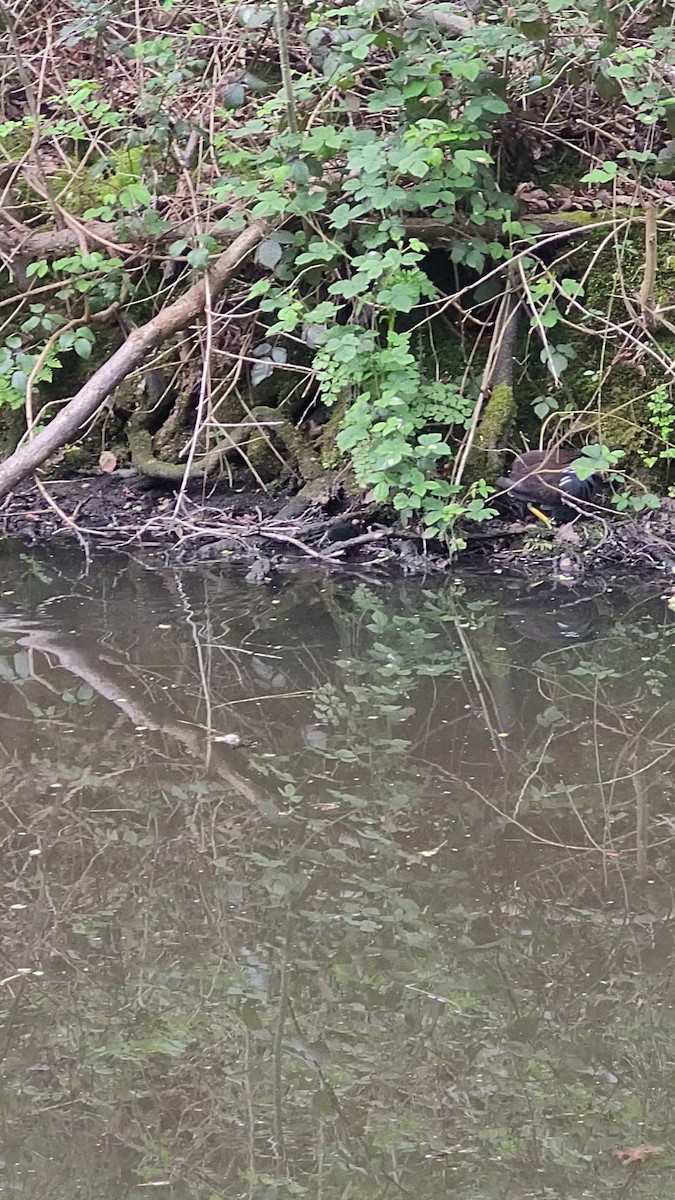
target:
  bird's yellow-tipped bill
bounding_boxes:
[527,504,553,529]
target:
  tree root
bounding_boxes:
[127,402,322,485]
[0,220,269,499]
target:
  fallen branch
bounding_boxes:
[0,220,269,500]
[1,218,134,266]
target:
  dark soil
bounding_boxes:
[3,470,675,580]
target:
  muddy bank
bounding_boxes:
[2,472,675,580]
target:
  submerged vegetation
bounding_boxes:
[1,0,675,554]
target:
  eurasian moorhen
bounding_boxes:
[497,448,601,525]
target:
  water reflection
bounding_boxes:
[1,546,674,1198]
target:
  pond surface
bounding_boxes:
[1,543,675,1199]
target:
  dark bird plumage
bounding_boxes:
[497,448,601,525]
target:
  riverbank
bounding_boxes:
[3,471,675,580]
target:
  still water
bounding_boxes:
[1,543,675,1198]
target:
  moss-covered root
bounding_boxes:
[128,404,322,485]
[251,406,323,482]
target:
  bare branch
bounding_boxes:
[0,221,269,499]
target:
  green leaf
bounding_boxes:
[580,161,617,183]
[560,277,583,299]
[337,424,369,452]
[26,261,49,279]
[187,247,210,269]
[255,239,283,269]
[295,241,337,266]
[329,203,352,232]
[222,83,246,110]
[377,282,419,313]
[118,183,153,211]
[595,68,621,102]
[309,301,339,323]
[289,158,311,185]
[371,480,390,502]
[251,193,288,218]
[73,337,93,359]
[328,276,371,300]
[665,100,675,138]
[520,18,549,39]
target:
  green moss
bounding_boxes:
[536,206,645,230]
[320,395,349,467]
[466,383,516,482]
[0,119,32,160]
[48,146,144,216]
[0,385,25,456]
[512,218,675,486]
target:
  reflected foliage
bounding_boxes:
[0,548,674,1197]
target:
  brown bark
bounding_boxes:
[0,218,133,261]
[0,220,268,499]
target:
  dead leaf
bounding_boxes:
[554,524,581,545]
[98,451,117,474]
[612,1145,664,1165]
